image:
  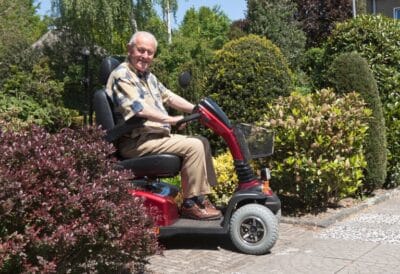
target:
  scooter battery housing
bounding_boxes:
[129,189,179,226]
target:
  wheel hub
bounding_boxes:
[240,217,266,244]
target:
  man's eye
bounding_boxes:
[137,47,154,56]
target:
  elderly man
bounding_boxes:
[106,31,221,220]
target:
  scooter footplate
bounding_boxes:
[159,217,227,236]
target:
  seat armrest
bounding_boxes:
[105,116,145,142]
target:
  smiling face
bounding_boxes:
[127,33,156,73]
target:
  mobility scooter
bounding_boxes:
[93,57,281,255]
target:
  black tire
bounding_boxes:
[229,204,279,255]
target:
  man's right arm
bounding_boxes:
[135,101,183,125]
[115,79,183,125]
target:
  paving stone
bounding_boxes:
[357,244,400,265]
[337,261,400,274]
[301,238,379,260]
[147,188,400,274]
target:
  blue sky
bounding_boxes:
[35,0,247,26]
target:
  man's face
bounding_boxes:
[128,35,156,73]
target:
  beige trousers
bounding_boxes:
[119,134,217,199]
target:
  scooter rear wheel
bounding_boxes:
[229,204,279,255]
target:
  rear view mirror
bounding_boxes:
[178,71,191,89]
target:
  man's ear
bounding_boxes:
[127,43,133,53]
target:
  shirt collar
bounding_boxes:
[126,60,150,81]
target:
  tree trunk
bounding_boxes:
[166,0,172,44]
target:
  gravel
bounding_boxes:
[317,211,400,244]
[279,188,400,244]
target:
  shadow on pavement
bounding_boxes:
[158,234,237,252]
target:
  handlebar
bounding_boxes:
[175,113,201,128]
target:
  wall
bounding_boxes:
[366,0,400,18]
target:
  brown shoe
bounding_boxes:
[181,203,222,220]
[202,197,218,210]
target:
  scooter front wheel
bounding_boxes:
[229,204,279,255]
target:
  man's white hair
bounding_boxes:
[128,31,158,49]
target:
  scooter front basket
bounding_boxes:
[236,123,274,159]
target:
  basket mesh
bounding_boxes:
[236,123,274,159]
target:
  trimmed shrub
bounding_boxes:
[327,52,387,192]
[259,89,370,212]
[323,15,400,104]
[384,102,400,188]
[320,15,400,187]
[207,34,293,125]
[302,47,326,90]
[0,126,160,273]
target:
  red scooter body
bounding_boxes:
[129,189,179,226]
[130,97,279,228]
[94,57,280,254]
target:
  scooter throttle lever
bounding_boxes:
[175,113,201,128]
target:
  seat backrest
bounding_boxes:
[99,56,121,86]
[93,57,182,177]
[93,89,115,130]
[93,57,121,130]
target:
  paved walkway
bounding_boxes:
[148,189,400,274]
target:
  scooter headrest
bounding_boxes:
[99,56,121,86]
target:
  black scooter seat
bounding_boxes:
[117,154,181,178]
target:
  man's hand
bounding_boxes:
[168,115,186,130]
[167,115,183,125]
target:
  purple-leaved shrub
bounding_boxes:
[0,125,160,273]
